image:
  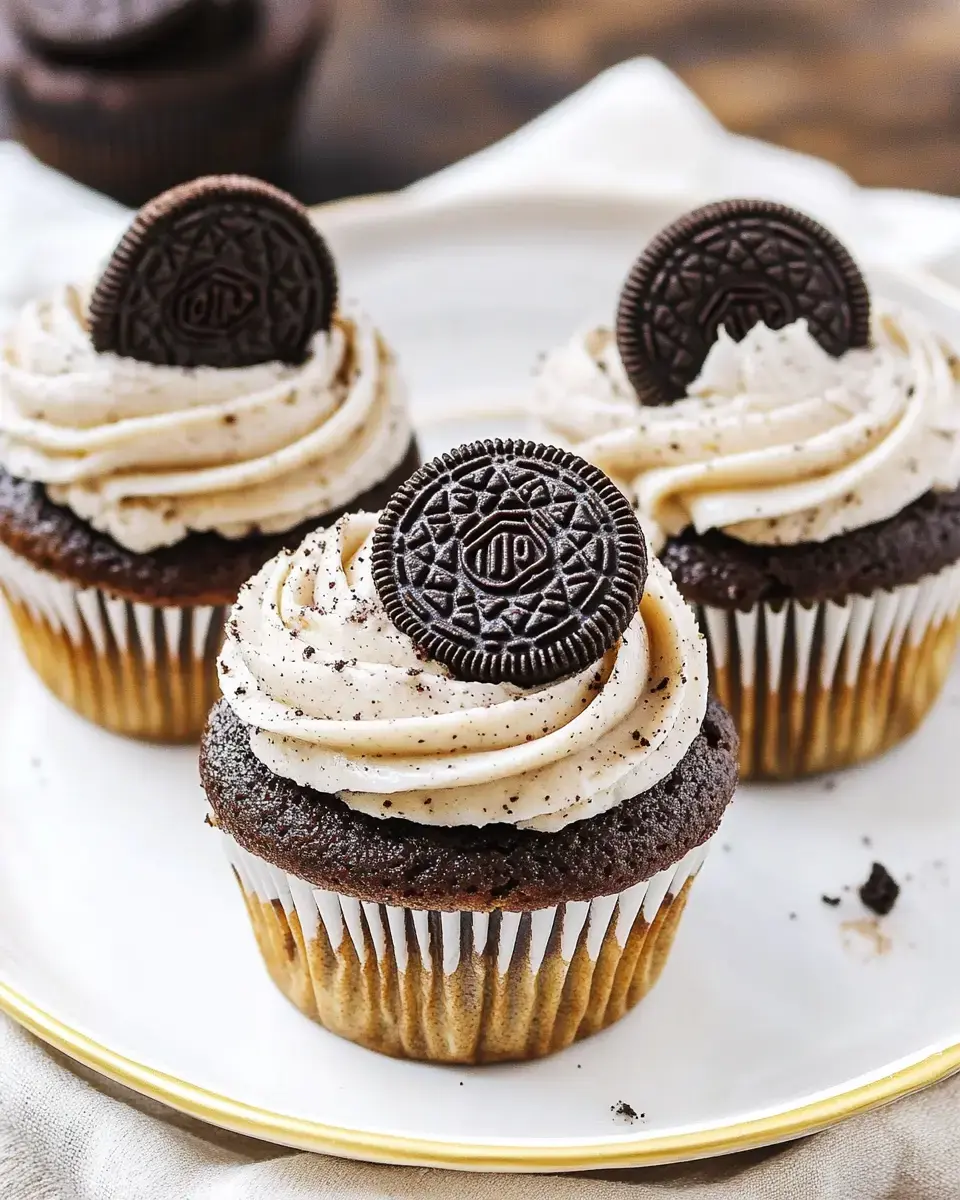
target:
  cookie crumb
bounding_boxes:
[611,1101,638,1121]
[859,863,899,916]
[821,895,841,907]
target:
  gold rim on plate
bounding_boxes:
[2,193,959,1170]
[2,977,958,1169]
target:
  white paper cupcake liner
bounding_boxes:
[221,830,713,1063]
[697,559,960,779]
[0,541,224,741]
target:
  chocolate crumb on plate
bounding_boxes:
[611,1101,638,1121]
[821,895,841,907]
[859,863,900,916]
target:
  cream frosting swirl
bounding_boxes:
[534,308,960,549]
[218,512,708,833]
[0,284,413,553]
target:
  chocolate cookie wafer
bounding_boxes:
[89,175,338,369]
[372,439,648,686]
[616,199,871,405]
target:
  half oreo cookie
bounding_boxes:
[372,439,648,687]
[89,175,338,370]
[616,199,872,406]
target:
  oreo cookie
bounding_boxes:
[13,0,212,58]
[616,199,871,406]
[372,439,648,687]
[89,175,338,370]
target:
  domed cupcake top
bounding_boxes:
[615,198,871,406]
[89,175,338,370]
[371,439,647,687]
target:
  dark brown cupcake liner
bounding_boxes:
[9,0,327,205]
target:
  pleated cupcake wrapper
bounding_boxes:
[0,542,224,742]
[698,559,960,780]
[222,831,712,1064]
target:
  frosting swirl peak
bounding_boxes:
[0,284,412,552]
[535,307,960,549]
[218,512,708,833]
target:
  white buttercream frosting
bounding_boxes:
[534,308,960,550]
[0,284,413,553]
[218,512,708,833]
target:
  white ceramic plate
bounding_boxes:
[2,194,960,1173]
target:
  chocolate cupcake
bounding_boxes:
[7,0,326,206]
[200,439,739,1063]
[0,175,419,742]
[534,200,960,780]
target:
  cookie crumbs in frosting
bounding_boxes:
[0,288,413,553]
[217,511,707,833]
[535,309,960,551]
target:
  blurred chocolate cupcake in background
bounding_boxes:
[6,0,328,205]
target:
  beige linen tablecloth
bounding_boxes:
[1,57,960,1199]
[3,1021,959,1198]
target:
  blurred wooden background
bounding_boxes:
[5,0,960,202]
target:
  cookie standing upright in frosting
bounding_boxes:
[533,199,960,780]
[0,175,420,743]
[201,439,739,1062]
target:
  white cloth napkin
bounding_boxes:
[412,58,960,285]
[2,56,960,1199]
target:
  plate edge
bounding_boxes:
[2,975,958,1172]
[3,190,959,1171]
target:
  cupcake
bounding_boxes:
[7,0,326,206]
[200,439,739,1063]
[0,175,418,742]
[534,199,960,780]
